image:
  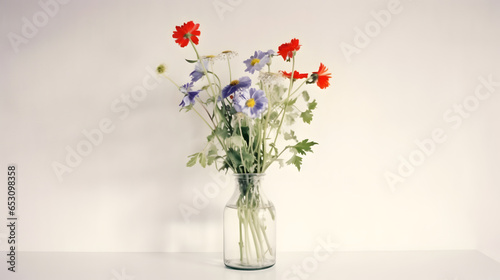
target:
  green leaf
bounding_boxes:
[226,135,246,148]
[238,126,250,144]
[219,159,231,172]
[186,153,200,167]
[207,144,218,166]
[201,84,211,91]
[240,149,256,172]
[226,148,241,170]
[286,155,303,171]
[185,59,198,63]
[284,97,297,107]
[284,130,298,142]
[199,152,207,168]
[214,126,230,139]
[207,134,214,142]
[180,104,194,112]
[268,143,279,156]
[269,111,279,121]
[308,99,317,110]
[214,106,226,122]
[302,91,310,102]
[285,112,298,125]
[271,84,287,101]
[292,139,318,155]
[300,110,313,124]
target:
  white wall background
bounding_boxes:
[0,0,499,261]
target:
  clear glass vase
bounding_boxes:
[223,173,276,270]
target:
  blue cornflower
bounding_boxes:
[243,50,274,74]
[233,88,268,118]
[190,60,208,82]
[179,82,201,107]
[221,76,252,99]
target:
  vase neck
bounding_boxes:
[234,173,264,194]
[225,173,272,208]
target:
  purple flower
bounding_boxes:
[233,88,268,118]
[179,82,201,107]
[265,49,275,57]
[190,60,208,82]
[243,50,274,74]
[221,76,251,99]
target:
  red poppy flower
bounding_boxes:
[172,21,200,48]
[313,63,332,89]
[277,38,301,61]
[281,70,308,79]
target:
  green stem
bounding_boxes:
[260,84,274,173]
[189,40,217,98]
[196,97,214,121]
[272,56,295,142]
[251,211,265,257]
[247,209,261,261]
[270,78,307,118]
[259,219,273,256]
[263,77,306,141]
[163,71,214,133]
[227,57,232,82]
[248,120,255,170]
[189,39,221,125]
[208,71,222,91]
[237,198,244,262]
[186,39,240,172]
[289,78,308,98]
[243,217,250,262]
[265,56,296,172]
[263,145,291,170]
[192,107,214,131]
[161,73,181,88]
[237,119,247,173]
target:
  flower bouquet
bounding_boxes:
[159,21,332,269]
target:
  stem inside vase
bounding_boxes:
[224,173,276,270]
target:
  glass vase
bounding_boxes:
[223,173,276,270]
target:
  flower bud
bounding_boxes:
[157,64,166,74]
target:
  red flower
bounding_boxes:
[277,38,301,61]
[312,63,332,89]
[281,70,308,79]
[172,21,200,48]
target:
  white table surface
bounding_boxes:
[1,250,499,280]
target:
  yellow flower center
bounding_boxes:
[250,58,260,66]
[246,98,256,108]
[230,80,239,86]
